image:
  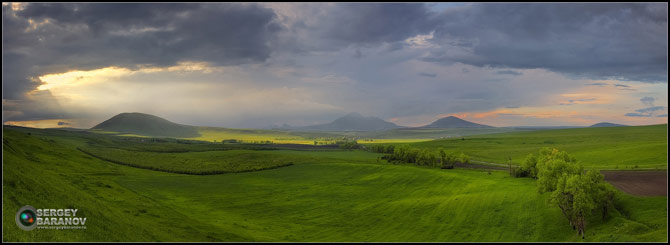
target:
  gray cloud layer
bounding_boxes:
[426,3,668,82]
[3,3,280,101]
[2,3,668,125]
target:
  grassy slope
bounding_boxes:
[2,128,232,242]
[2,126,667,242]
[409,124,668,170]
[78,148,300,174]
[117,163,666,242]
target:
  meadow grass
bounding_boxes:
[2,128,229,242]
[184,127,517,144]
[78,147,300,175]
[410,124,668,170]
[185,127,323,144]
[2,126,667,242]
[117,163,666,242]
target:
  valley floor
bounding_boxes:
[2,126,667,242]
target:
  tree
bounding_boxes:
[585,170,617,221]
[416,149,426,166]
[338,140,360,150]
[459,152,470,165]
[385,145,395,154]
[550,173,596,238]
[441,152,456,169]
[536,149,582,193]
[535,148,614,238]
[519,153,539,178]
[439,148,447,168]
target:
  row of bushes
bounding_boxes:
[220,139,274,144]
[337,140,363,149]
[380,145,469,169]
[367,144,395,154]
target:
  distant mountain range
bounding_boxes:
[91,112,200,138]
[90,112,634,138]
[288,114,495,131]
[590,122,627,127]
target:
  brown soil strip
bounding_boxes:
[601,170,667,197]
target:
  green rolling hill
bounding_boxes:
[91,112,200,138]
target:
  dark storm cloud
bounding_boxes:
[22,3,278,67]
[312,3,438,48]
[16,3,200,34]
[353,49,364,59]
[495,70,523,76]
[3,3,281,120]
[417,72,437,78]
[325,3,436,43]
[426,3,668,82]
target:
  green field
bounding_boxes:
[186,127,325,144]
[2,125,667,242]
[408,124,668,170]
[79,148,300,175]
[99,126,524,145]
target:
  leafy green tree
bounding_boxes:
[536,149,582,193]
[519,153,539,178]
[535,148,615,238]
[459,152,470,165]
[585,170,617,221]
[427,150,438,167]
[550,173,596,238]
[442,152,456,169]
[420,150,428,166]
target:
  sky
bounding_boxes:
[2,2,668,129]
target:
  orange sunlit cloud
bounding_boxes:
[37,62,222,91]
